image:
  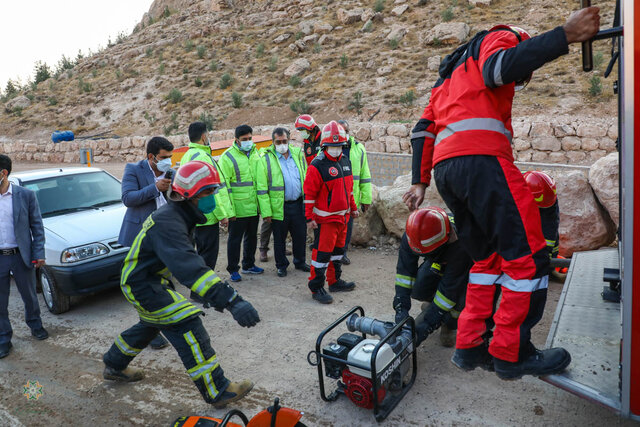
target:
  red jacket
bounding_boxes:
[411,26,569,186]
[303,130,322,165]
[304,152,357,224]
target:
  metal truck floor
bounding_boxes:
[542,248,621,411]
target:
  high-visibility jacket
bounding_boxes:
[304,151,357,224]
[120,201,230,326]
[411,26,569,186]
[256,145,306,221]
[218,143,261,218]
[344,136,372,208]
[181,142,234,225]
[303,129,322,165]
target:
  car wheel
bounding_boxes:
[39,266,71,314]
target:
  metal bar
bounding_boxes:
[593,26,624,41]
[544,257,575,349]
[581,0,594,71]
[540,375,621,413]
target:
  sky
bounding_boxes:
[0,0,153,91]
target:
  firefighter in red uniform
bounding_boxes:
[304,121,359,304]
[295,114,322,165]
[403,8,600,379]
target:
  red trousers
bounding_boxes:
[308,221,347,291]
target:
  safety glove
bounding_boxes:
[227,297,260,328]
[415,304,446,346]
[393,285,412,324]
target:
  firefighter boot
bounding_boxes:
[493,347,571,380]
[329,279,355,292]
[103,365,145,382]
[211,380,254,408]
[312,287,334,304]
[451,343,494,372]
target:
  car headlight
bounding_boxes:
[61,243,110,263]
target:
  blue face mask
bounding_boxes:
[239,140,254,152]
[197,194,216,214]
[156,158,172,173]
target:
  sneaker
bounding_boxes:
[241,266,264,275]
[451,345,495,372]
[212,380,254,408]
[494,347,571,380]
[31,327,49,340]
[230,271,242,282]
[329,279,355,292]
[103,366,145,382]
[295,263,311,272]
[312,288,334,304]
[259,249,269,262]
[150,335,169,350]
[277,268,287,277]
[342,255,351,265]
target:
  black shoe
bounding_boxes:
[31,327,49,340]
[342,255,351,265]
[0,342,12,359]
[329,279,355,292]
[494,348,571,380]
[277,268,287,277]
[451,345,495,372]
[312,288,334,304]
[295,263,311,272]
[150,335,169,350]
[103,365,145,382]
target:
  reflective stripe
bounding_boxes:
[140,305,201,325]
[230,182,254,187]
[185,332,218,399]
[353,175,360,181]
[257,190,268,195]
[156,267,171,279]
[313,207,348,217]
[469,273,500,285]
[304,200,315,204]
[411,131,436,140]
[431,262,442,272]
[217,183,226,189]
[497,274,549,292]
[493,50,506,87]
[545,239,556,247]
[420,215,447,247]
[360,178,371,183]
[191,152,202,160]
[115,335,142,357]
[269,186,285,191]
[330,255,343,261]
[187,354,220,380]
[224,151,254,187]
[395,275,415,289]
[434,118,512,146]
[311,260,329,268]
[191,270,220,296]
[433,290,456,311]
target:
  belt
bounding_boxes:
[0,248,19,256]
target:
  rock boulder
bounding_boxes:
[350,186,386,245]
[588,152,619,228]
[6,96,31,111]
[283,58,310,77]
[424,22,469,45]
[337,8,364,25]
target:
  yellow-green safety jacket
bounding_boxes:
[181,142,234,225]
[256,145,306,221]
[219,143,261,218]
[346,136,373,208]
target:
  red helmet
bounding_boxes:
[405,207,451,254]
[320,121,348,147]
[168,161,220,201]
[490,25,532,89]
[523,171,557,208]
[295,114,317,132]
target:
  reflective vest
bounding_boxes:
[181,142,234,225]
[345,137,372,208]
[256,145,306,221]
[218,143,260,218]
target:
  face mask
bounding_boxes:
[327,147,342,158]
[156,158,173,173]
[197,194,217,214]
[239,140,254,152]
[275,143,289,154]
[299,130,310,140]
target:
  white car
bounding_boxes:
[10,167,129,314]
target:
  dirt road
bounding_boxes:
[0,163,633,426]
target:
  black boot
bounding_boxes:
[451,345,495,372]
[494,347,571,380]
[312,287,334,304]
[329,279,355,292]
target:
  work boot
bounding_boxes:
[494,348,571,380]
[329,279,355,292]
[103,365,145,382]
[150,335,169,350]
[212,380,254,408]
[451,345,494,372]
[342,255,351,265]
[312,287,334,304]
[259,249,269,263]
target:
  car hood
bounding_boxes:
[44,204,126,245]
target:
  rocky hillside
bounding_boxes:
[0,0,617,141]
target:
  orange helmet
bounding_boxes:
[320,120,348,147]
[294,114,317,132]
[523,171,557,208]
[490,25,532,89]
[405,207,451,254]
[168,161,220,201]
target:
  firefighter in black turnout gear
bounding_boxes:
[393,207,472,347]
[103,161,260,408]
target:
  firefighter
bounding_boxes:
[181,122,233,272]
[403,8,600,379]
[103,161,260,408]
[304,121,359,304]
[524,171,560,265]
[336,120,373,265]
[393,207,471,347]
[295,114,322,165]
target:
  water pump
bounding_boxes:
[308,306,417,422]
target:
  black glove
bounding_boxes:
[393,286,412,324]
[202,281,237,312]
[227,297,260,328]
[415,304,446,346]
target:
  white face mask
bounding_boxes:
[156,158,173,173]
[239,140,254,151]
[275,143,289,154]
[299,130,310,140]
[327,147,342,158]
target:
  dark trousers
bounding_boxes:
[0,253,43,345]
[103,316,228,403]
[227,215,259,273]
[342,215,354,253]
[195,223,220,271]
[259,221,272,251]
[272,199,307,270]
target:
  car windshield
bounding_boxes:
[22,171,122,218]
